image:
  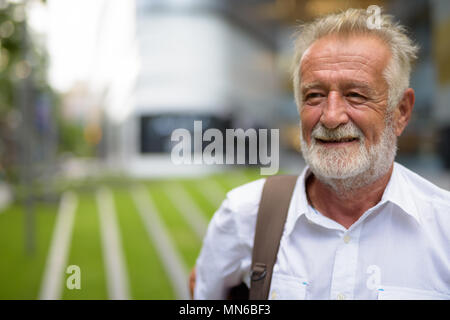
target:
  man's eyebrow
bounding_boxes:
[300,82,323,94]
[341,81,374,93]
[300,81,377,95]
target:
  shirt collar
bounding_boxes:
[284,166,312,236]
[380,162,421,225]
[285,162,421,236]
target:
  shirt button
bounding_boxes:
[271,291,277,300]
[337,293,346,300]
[343,235,351,243]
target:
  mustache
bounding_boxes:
[311,122,363,142]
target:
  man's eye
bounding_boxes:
[346,92,366,99]
[305,93,324,100]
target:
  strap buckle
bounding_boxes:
[250,263,267,281]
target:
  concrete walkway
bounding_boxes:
[97,187,131,300]
[39,191,78,300]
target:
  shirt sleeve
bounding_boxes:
[193,197,249,299]
[194,178,266,299]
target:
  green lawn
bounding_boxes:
[146,180,201,269]
[62,192,107,300]
[179,179,219,219]
[113,188,174,299]
[0,168,262,300]
[0,202,57,299]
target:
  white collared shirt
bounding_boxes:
[194,162,450,300]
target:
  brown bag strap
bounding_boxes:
[249,175,298,300]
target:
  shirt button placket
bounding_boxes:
[343,235,351,244]
[330,228,361,300]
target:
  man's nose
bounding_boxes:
[320,92,349,129]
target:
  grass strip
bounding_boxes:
[62,192,107,300]
[112,188,174,299]
[178,179,219,220]
[0,202,57,299]
[145,181,201,269]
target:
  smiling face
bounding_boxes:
[298,33,399,184]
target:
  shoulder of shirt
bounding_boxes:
[396,162,450,210]
[223,177,267,215]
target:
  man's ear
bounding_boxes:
[393,88,414,136]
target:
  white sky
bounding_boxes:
[45,0,106,92]
[27,0,116,92]
[26,0,139,123]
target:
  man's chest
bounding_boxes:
[267,217,450,300]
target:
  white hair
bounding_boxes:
[292,8,419,111]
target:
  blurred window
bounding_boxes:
[140,112,231,153]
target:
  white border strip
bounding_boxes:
[39,191,78,300]
[97,187,131,300]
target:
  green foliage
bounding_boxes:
[0,2,27,117]
[0,2,62,186]
[57,120,95,157]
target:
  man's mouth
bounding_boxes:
[315,137,359,145]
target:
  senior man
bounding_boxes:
[193,8,450,300]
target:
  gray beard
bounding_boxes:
[299,117,397,197]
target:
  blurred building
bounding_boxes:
[95,0,450,176]
[432,0,450,169]
[104,0,282,177]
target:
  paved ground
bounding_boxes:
[0,182,12,212]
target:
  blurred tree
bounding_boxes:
[0,1,26,183]
[0,0,57,184]
[0,0,55,255]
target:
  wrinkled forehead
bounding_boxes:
[299,34,392,83]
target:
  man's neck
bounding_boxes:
[306,164,394,229]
